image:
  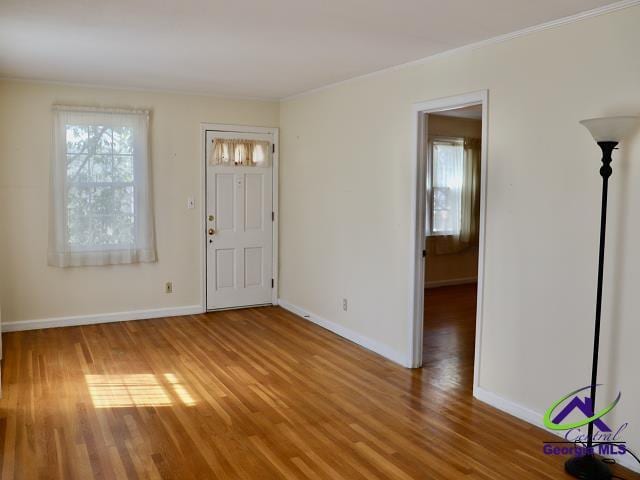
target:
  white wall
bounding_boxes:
[279,4,640,457]
[0,80,279,324]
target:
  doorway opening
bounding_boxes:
[200,124,279,311]
[409,92,487,397]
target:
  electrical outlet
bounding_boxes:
[342,298,348,312]
[165,282,173,293]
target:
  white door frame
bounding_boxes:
[408,91,488,395]
[200,123,279,311]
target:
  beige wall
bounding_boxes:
[279,4,640,456]
[426,114,481,286]
[425,248,478,287]
[0,80,279,323]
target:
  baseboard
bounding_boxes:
[277,299,409,367]
[425,277,477,288]
[473,386,640,474]
[1,305,204,332]
[473,386,544,427]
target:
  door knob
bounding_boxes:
[208,228,215,235]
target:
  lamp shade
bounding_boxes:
[580,116,638,142]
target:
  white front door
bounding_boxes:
[206,130,274,310]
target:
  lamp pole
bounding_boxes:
[565,141,617,480]
[586,141,617,450]
[565,116,638,480]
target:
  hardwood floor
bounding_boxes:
[423,284,477,394]
[0,299,637,479]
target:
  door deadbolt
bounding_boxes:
[208,215,214,221]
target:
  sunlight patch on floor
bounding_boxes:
[85,373,196,408]
[163,373,196,406]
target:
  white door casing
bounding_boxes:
[205,130,274,310]
[409,90,488,394]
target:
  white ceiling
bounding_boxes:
[0,0,623,99]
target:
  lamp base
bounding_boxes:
[565,455,611,480]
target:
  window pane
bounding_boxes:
[67,154,91,183]
[113,156,134,182]
[68,186,92,245]
[90,126,114,154]
[68,212,92,246]
[433,211,450,233]
[110,215,135,245]
[433,187,450,211]
[91,186,117,215]
[66,126,89,153]
[68,186,92,216]
[73,186,136,247]
[64,122,137,250]
[433,144,463,188]
[91,155,112,182]
[113,127,134,154]
[430,141,464,235]
[115,186,135,215]
[91,215,134,246]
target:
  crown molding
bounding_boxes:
[281,0,640,102]
[0,76,280,103]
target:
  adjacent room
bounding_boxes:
[1,1,640,479]
[423,105,483,395]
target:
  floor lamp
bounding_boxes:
[564,116,638,480]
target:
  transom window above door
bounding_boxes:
[209,138,271,167]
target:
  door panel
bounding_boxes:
[215,249,236,290]
[215,174,235,231]
[206,131,273,310]
[244,174,263,231]
[244,247,263,287]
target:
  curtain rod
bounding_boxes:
[52,105,150,115]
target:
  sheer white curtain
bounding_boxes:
[431,139,464,235]
[428,137,481,255]
[48,106,156,267]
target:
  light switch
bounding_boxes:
[187,196,195,209]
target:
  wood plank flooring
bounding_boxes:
[0,290,637,479]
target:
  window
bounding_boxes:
[209,138,271,166]
[427,138,464,236]
[65,125,135,247]
[48,107,156,267]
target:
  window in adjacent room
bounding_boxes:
[426,137,464,236]
[48,106,156,267]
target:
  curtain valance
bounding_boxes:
[209,138,271,167]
